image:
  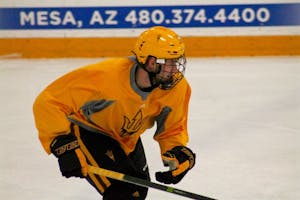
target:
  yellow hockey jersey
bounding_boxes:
[33,57,191,156]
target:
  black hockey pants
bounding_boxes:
[74,125,150,200]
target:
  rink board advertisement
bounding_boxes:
[0,3,300,30]
[0,2,299,58]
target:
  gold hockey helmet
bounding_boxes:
[133,26,185,64]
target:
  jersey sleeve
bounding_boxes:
[153,80,191,154]
[33,67,97,154]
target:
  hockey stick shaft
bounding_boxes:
[88,165,217,200]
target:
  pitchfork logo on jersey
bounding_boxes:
[121,109,143,137]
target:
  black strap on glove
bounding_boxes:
[50,133,87,178]
[155,146,195,184]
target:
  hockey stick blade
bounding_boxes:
[88,165,217,200]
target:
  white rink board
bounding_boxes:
[0,0,299,37]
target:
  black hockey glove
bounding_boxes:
[50,133,88,178]
[155,146,195,184]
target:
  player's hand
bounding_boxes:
[50,133,88,178]
[155,146,195,184]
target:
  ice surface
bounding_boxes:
[0,56,299,200]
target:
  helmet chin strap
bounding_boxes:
[148,63,162,87]
[138,63,162,92]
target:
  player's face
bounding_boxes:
[155,57,186,89]
[156,59,179,82]
[143,56,186,89]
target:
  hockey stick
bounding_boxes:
[88,165,217,200]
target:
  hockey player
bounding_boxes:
[33,26,196,200]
